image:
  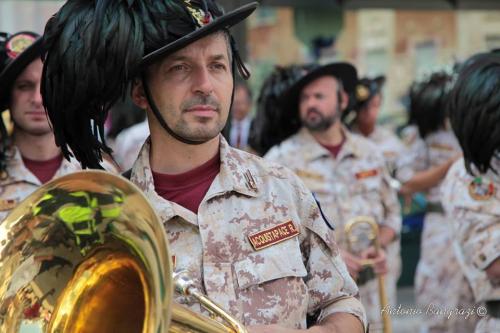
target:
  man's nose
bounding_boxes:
[192,67,215,96]
[32,85,43,106]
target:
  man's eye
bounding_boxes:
[211,63,226,71]
[16,83,32,90]
[170,64,187,72]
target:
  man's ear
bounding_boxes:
[131,79,149,110]
[340,90,349,111]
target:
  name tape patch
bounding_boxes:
[0,199,17,211]
[248,221,299,251]
[355,169,378,180]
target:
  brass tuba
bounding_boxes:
[345,216,392,333]
[0,170,246,333]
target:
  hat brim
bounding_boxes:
[0,37,44,112]
[288,63,358,98]
[139,2,258,68]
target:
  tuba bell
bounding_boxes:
[345,216,392,333]
[0,170,246,333]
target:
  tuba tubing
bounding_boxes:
[173,271,248,333]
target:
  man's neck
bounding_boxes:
[149,131,220,175]
[308,121,344,146]
[357,122,375,137]
[13,131,61,161]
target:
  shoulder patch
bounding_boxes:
[468,177,495,201]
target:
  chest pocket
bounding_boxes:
[294,168,330,196]
[232,237,308,326]
[350,169,382,194]
[234,238,307,289]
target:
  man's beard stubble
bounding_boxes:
[302,106,340,132]
[173,94,225,141]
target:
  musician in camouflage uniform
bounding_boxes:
[442,52,500,333]
[0,31,96,222]
[41,0,366,331]
[263,63,400,330]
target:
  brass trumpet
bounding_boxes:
[0,170,246,333]
[345,216,391,333]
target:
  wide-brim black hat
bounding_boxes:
[280,62,358,115]
[141,2,258,68]
[285,62,358,100]
[0,32,43,112]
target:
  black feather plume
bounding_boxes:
[42,0,193,168]
[248,65,309,155]
[448,52,500,175]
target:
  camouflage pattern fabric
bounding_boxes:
[129,136,367,330]
[0,146,118,222]
[412,129,478,332]
[442,158,500,333]
[265,127,401,326]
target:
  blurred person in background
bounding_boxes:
[229,81,253,150]
[0,31,117,222]
[349,76,460,200]
[411,71,477,333]
[347,76,407,179]
[109,98,150,171]
[263,62,399,331]
[442,51,500,333]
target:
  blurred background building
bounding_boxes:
[3,0,500,125]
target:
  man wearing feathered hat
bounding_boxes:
[263,63,401,330]
[0,31,92,222]
[442,51,500,333]
[41,0,366,331]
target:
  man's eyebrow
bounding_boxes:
[165,55,190,63]
[165,53,228,63]
[210,54,227,61]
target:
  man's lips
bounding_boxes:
[306,110,321,118]
[26,111,46,116]
[185,105,218,116]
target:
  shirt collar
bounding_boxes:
[206,135,260,200]
[130,135,260,224]
[296,126,361,162]
[0,145,78,186]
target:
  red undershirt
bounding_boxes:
[320,135,346,159]
[152,153,221,214]
[22,154,63,184]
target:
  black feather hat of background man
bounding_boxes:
[41,0,257,169]
[407,71,453,140]
[248,64,309,156]
[249,62,357,156]
[0,31,43,176]
[447,51,500,175]
[342,75,385,127]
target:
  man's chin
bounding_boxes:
[181,129,221,143]
[304,121,327,131]
[15,125,52,137]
